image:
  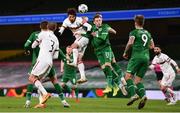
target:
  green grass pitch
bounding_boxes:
[0,97,179,112]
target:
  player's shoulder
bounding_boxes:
[31,31,40,35]
[63,18,70,24]
[102,23,109,27]
[129,29,137,35]
[160,53,169,58]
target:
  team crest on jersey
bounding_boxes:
[98,28,102,32]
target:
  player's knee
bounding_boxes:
[71,43,79,49]
[102,63,112,69]
[28,75,38,83]
[134,76,142,84]
[61,83,65,87]
[125,72,132,80]
[50,76,58,84]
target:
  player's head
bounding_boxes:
[47,22,57,31]
[40,21,48,30]
[66,46,72,55]
[67,8,77,23]
[93,13,103,27]
[134,15,145,28]
[154,46,161,55]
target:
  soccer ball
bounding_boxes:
[78,4,88,13]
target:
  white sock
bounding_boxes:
[72,49,78,66]
[78,63,86,80]
[121,77,127,85]
[38,89,43,104]
[34,80,47,95]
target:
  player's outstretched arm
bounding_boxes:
[108,28,116,34]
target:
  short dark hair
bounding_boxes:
[93,14,102,21]
[67,8,76,16]
[47,22,57,31]
[134,15,145,26]
[40,21,48,30]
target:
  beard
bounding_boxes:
[154,52,160,55]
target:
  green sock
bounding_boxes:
[53,83,64,100]
[136,83,145,98]
[26,84,33,101]
[103,66,113,88]
[113,73,120,85]
[112,63,124,78]
[126,79,136,97]
[64,84,72,94]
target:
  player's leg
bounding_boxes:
[34,90,46,108]
[102,62,113,93]
[97,50,114,93]
[24,67,34,108]
[30,61,51,104]
[48,68,65,100]
[155,72,169,102]
[125,58,139,106]
[61,76,72,94]
[111,58,127,96]
[135,59,149,109]
[161,72,176,105]
[74,37,89,83]
[24,83,33,108]
[71,77,79,102]
[50,75,70,108]
[77,49,88,83]
[70,36,88,67]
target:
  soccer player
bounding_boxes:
[123,15,155,109]
[83,14,127,96]
[149,46,180,105]
[27,22,70,108]
[61,46,79,102]
[58,8,92,84]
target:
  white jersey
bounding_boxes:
[61,17,91,38]
[32,30,59,65]
[151,53,176,74]
[151,53,178,86]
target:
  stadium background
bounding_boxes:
[0,0,180,99]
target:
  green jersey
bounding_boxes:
[91,24,111,52]
[129,29,152,60]
[24,31,40,65]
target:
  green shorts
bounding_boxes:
[126,57,149,78]
[61,75,77,85]
[95,47,115,66]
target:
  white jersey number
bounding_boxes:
[141,34,148,46]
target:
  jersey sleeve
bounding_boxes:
[129,31,135,38]
[105,24,111,31]
[24,32,35,50]
[31,33,43,48]
[58,49,66,62]
[62,19,68,28]
[162,54,171,62]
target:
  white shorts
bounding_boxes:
[161,72,175,87]
[31,60,52,78]
[74,36,89,56]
